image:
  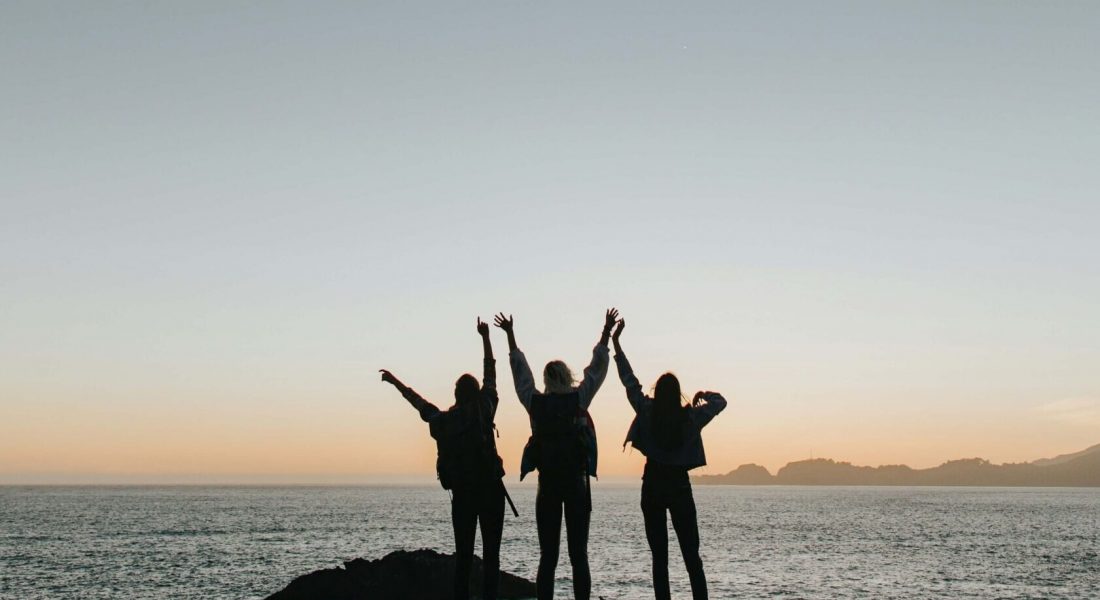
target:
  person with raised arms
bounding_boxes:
[610,316,726,600]
[378,317,508,600]
[493,308,618,600]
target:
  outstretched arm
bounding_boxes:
[478,317,494,363]
[495,313,536,411]
[576,308,618,409]
[611,318,648,412]
[689,390,728,429]
[379,369,440,422]
[477,318,499,415]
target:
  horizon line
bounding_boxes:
[4,442,1094,485]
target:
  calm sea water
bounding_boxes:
[1,485,1097,599]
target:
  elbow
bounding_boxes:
[712,395,729,412]
[701,392,727,412]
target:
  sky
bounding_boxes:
[2,2,1098,483]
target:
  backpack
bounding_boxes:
[527,391,589,475]
[430,399,504,490]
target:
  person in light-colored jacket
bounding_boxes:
[494,309,618,600]
[611,317,726,600]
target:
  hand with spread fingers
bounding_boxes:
[493,313,513,332]
[494,313,518,351]
[600,307,620,346]
[604,308,620,332]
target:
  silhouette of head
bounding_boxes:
[651,372,687,450]
[543,360,575,394]
[654,373,681,405]
[454,374,480,406]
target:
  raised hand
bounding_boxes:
[493,313,514,333]
[379,369,399,386]
[612,318,625,342]
[604,308,620,332]
[477,317,490,337]
[598,307,620,347]
[692,390,708,406]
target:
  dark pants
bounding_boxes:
[641,478,707,600]
[535,472,591,600]
[451,480,506,600]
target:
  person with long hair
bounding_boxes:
[378,317,507,600]
[493,309,618,600]
[611,317,726,600]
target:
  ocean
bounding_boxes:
[1,485,1097,599]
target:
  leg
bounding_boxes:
[641,483,671,600]
[535,482,563,600]
[669,484,707,600]
[451,489,479,600]
[563,476,591,600]
[478,482,506,600]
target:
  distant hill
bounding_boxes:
[1031,443,1100,467]
[694,444,1100,487]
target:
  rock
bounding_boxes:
[265,548,536,600]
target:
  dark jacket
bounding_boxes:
[401,358,505,484]
[615,352,726,470]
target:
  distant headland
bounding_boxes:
[695,444,1100,487]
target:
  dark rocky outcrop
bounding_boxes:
[265,549,536,600]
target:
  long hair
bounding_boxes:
[543,360,575,394]
[651,372,688,451]
[454,374,480,407]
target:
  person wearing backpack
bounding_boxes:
[493,308,618,600]
[378,317,507,600]
[609,317,726,600]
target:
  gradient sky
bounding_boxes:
[2,2,1098,483]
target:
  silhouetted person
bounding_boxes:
[611,317,726,600]
[493,309,618,600]
[379,318,506,600]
